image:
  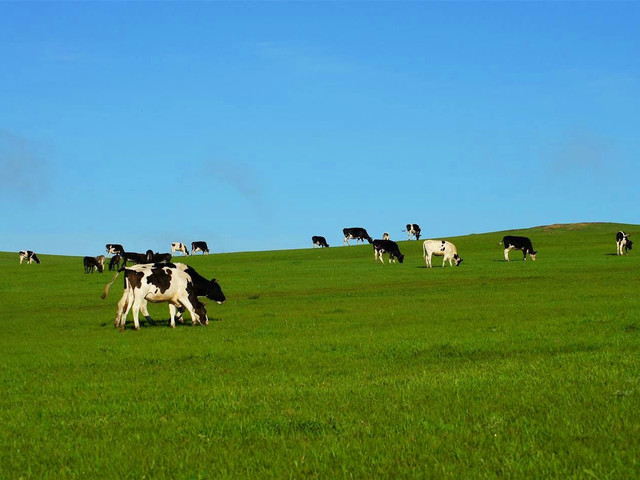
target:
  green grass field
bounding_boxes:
[1,222,638,479]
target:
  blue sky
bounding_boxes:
[1,1,638,256]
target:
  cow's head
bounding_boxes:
[529,251,537,261]
[626,240,633,251]
[397,254,405,264]
[206,279,226,304]
[454,254,463,266]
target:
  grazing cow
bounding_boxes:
[106,244,125,256]
[83,255,105,274]
[404,224,421,241]
[373,239,404,264]
[151,252,172,263]
[171,242,190,256]
[423,240,463,267]
[109,255,121,271]
[343,228,373,246]
[502,235,537,261]
[382,232,390,240]
[191,241,210,255]
[312,236,329,248]
[616,231,633,255]
[19,250,41,264]
[102,263,225,330]
[121,251,154,266]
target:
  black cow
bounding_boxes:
[106,244,125,256]
[404,224,421,240]
[373,239,405,264]
[616,231,633,255]
[19,250,41,264]
[312,236,329,248]
[151,252,173,263]
[121,251,153,266]
[502,235,537,261]
[84,256,105,274]
[191,241,210,255]
[109,255,121,271]
[343,228,373,246]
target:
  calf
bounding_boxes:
[108,255,121,271]
[423,240,463,267]
[106,244,125,256]
[171,242,190,256]
[83,255,105,273]
[312,236,329,248]
[191,241,210,255]
[373,239,404,264]
[616,231,633,255]
[343,227,373,246]
[502,235,537,261]
[404,224,421,241]
[19,250,41,264]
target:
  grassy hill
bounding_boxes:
[1,222,639,478]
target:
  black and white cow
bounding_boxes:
[171,242,190,256]
[102,262,225,330]
[19,250,41,264]
[312,236,329,248]
[343,228,373,246]
[106,244,125,257]
[422,240,463,267]
[191,241,210,255]
[382,232,390,240]
[404,224,421,241]
[108,255,121,271]
[502,235,537,261]
[616,231,633,255]
[83,255,105,274]
[373,239,404,264]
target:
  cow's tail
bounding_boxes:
[101,272,120,299]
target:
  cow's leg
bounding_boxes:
[131,297,145,330]
[180,299,201,326]
[114,290,130,329]
[426,252,432,268]
[523,250,527,261]
[140,301,155,325]
[504,248,510,261]
[168,303,177,328]
[118,290,135,331]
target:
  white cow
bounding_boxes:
[422,240,463,268]
[103,263,210,331]
[171,242,190,256]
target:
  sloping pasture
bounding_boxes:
[1,223,639,478]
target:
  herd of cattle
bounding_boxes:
[16,228,633,331]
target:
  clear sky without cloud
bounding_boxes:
[1,1,638,256]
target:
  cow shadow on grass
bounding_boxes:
[100,317,222,329]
